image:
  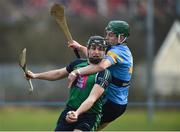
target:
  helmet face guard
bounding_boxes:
[87,36,106,64]
[105,20,130,38]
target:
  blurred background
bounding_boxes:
[0,0,180,131]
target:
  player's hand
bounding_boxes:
[68,40,82,50]
[25,70,36,79]
[67,71,77,88]
[66,111,78,123]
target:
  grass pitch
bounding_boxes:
[0,107,179,131]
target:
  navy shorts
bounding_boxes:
[101,99,127,123]
[55,106,100,131]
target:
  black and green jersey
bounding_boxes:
[66,59,111,114]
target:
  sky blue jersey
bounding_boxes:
[105,44,133,104]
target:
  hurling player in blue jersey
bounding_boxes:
[68,20,133,129]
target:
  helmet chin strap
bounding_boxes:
[118,34,127,44]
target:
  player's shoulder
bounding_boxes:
[107,45,120,54]
[66,58,87,73]
[106,48,120,58]
[107,44,129,55]
[95,69,112,88]
[96,69,111,80]
[70,58,87,66]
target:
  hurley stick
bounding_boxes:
[19,48,33,93]
[50,3,80,58]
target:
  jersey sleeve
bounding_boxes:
[66,59,85,73]
[95,70,111,89]
[105,48,124,65]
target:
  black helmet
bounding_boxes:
[87,36,106,64]
[87,36,107,49]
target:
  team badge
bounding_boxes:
[76,75,88,89]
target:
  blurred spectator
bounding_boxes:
[107,0,129,17]
[28,0,47,8]
[68,0,97,18]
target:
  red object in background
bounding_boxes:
[29,0,47,8]
[68,0,97,17]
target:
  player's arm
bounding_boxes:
[68,40,87,56]
[66,84,104,123]
[77,59,112,75]
[68,59,112,89]
[76,69,111,116]
[77,84,104,115]
[67,49,120,87]
[26,67,68,81]
[77,47,124,76]
[26,59,83,81]
[66,70,111,123]
[68,59,111,88]
[75,49,122,75]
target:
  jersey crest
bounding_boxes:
[75,75,88,89]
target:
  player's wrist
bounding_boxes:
[78,45,82,51]
[77,69,81,75]
[75,110,80,117]
[74,69,81,76]
[71,69,81,76]
[70,71,77,77]
[34,73,41,79]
